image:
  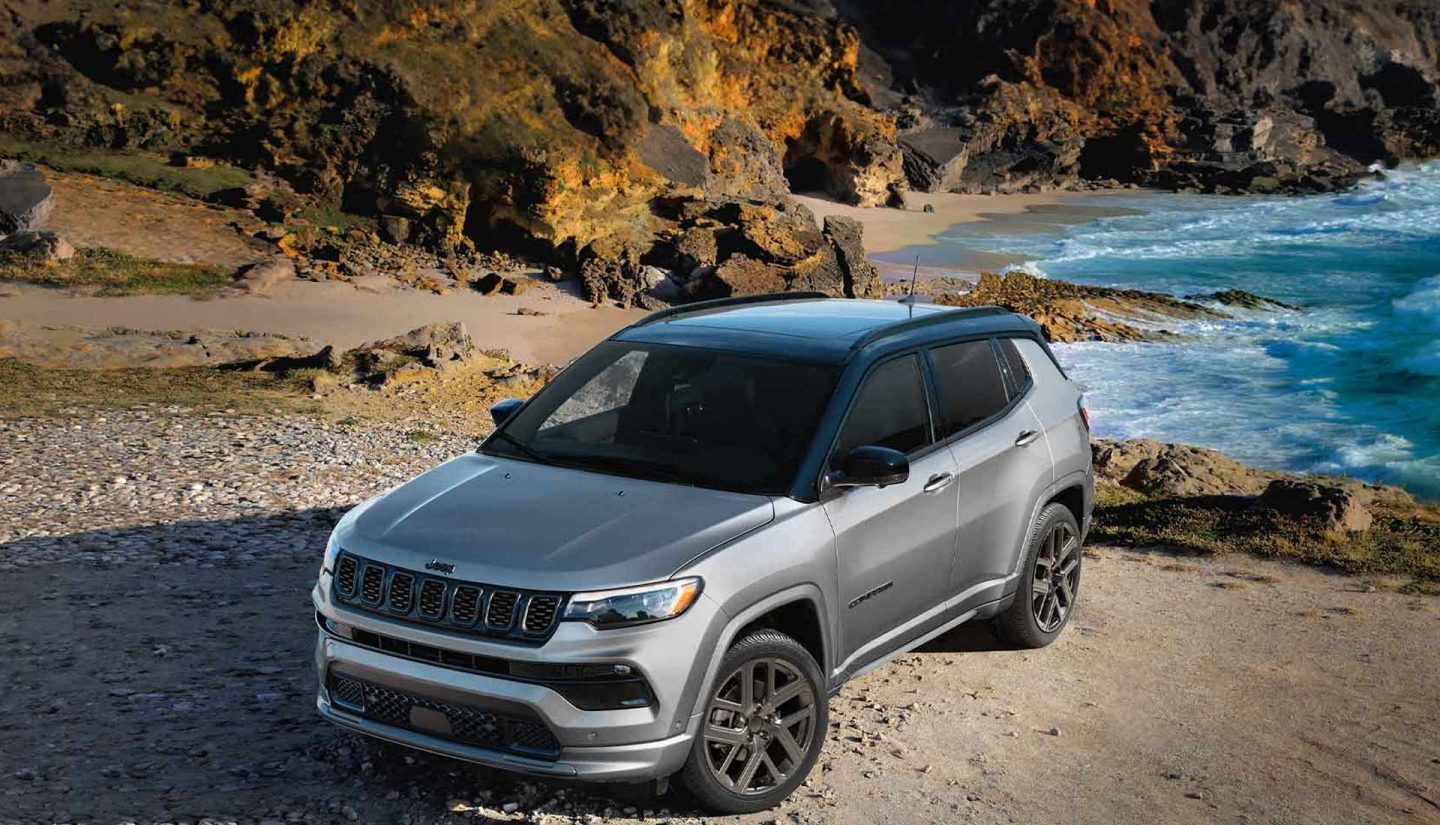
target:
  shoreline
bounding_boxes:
[794,189,1139,257]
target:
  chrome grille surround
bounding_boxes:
[331,551,565,642]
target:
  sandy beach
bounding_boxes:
[795,190,1089,254]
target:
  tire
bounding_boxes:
[678,629,828,814]
[991,502,1083,649]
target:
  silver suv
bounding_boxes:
[313,294,1093,813]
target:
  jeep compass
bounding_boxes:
[313,293,1093,813]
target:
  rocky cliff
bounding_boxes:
[1,0,1436,285]
[846,0,1440,194]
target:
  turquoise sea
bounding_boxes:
[879,161,1440,499]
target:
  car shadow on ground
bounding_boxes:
[916,620,1017,654]
[0,509,698,823]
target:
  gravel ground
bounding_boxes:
[3,410,1438,825]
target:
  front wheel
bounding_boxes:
[678,629,828,814]
[991,502,1083,648]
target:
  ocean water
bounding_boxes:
[881,161,1440,499]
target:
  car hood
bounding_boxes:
[337,452,775,592]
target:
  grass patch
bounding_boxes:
[0,135,253,200]
[1159,562,1204,573]
[0,248,229,295]
[0,357,318,418]
[1399,579,1440,597]
[294,205,376,234]
[1092,487,1440,586]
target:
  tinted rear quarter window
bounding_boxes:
[930,340,1010,438]
[835,355,932,457]
[996,338,1033,397]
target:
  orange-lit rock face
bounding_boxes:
[850,0,1439,194]
[3,0,1435,269]
[3,0,904,259]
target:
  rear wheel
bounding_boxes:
[991,503,1082,648]
[678,630,827,814]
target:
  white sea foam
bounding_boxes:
[1394,275,1440,330]
[1001,260,1049,277]
[976,164,1440,497]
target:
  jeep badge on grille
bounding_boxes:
[425,559,456,574]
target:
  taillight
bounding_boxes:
[1077,396,1090,431]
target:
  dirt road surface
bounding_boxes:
[3,411,1437,824]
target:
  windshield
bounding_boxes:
[482,341,839,495]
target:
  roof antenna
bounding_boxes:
[901,254,920,315]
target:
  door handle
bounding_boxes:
[922,472,955,493]
[1015,429,1041,447]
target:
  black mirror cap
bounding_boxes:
[838,445,910,488]
[489,398,525,427]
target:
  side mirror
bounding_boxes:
[829,445,910,489]
[489,398,524,427]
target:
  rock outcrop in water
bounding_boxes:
[936,271,1231,342]
[0,1,1435,279]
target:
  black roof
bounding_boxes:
[614,295,1039,363]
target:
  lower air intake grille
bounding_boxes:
[327,674,560,759]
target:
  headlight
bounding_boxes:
[321,531,340,574]
[563,578,703,629]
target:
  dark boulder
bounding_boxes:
[0,162,54,236]
[1258,479,1373,533]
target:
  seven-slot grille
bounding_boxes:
[523,596,560,633]
[360,565,384,604]
[450,586,482,625]
[486,591,519,628]
[327,673,560,759]
[417,579,447,619]
[331,552,565,641]
[387,572,415,613]
[336,556,358,596]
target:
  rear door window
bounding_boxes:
[930,340,1010,438]
[834,354,933,457]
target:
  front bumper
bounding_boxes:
[312,572,722,782]
[316,636,693,780]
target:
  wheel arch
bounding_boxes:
[1009,470,1092,579]
[687,585,832,723]
[1047,482,1087,531]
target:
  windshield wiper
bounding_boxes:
[575,455,692,485]
[485,430,563,467]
